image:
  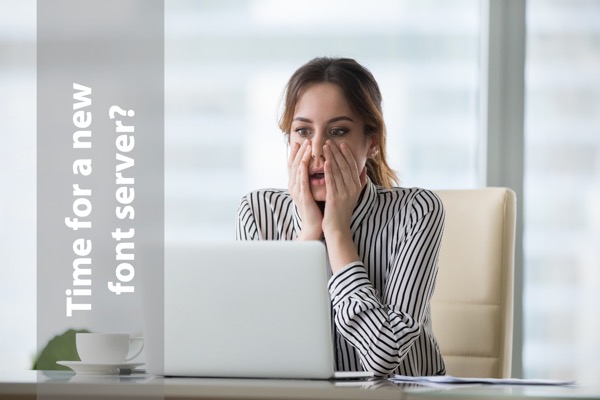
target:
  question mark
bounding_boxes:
[109,105,135,119]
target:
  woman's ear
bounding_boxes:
[368,135,379,158]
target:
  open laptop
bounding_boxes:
[141,240,373,380]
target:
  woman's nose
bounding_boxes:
[311,134,325,161]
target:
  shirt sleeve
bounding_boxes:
[327,190,445,376]
[236,195,259,240]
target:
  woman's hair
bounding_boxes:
[279,57,399,188]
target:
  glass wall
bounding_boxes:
[523,0,600,383]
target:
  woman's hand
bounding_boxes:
[288,140,323,240]
[322,140,367,273]
[322,140,367,237]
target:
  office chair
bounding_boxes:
[431,188,516,378]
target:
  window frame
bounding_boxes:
[478,0,526,378]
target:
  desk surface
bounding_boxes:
[1,370,399,400]
[1,370,599,400]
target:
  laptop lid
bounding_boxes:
[143,240,337,379]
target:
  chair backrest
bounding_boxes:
[432,188,516,378]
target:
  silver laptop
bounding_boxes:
[141,240,372,380]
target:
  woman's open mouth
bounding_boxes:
[309,171,325,185]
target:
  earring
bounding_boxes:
[370,149,379,158]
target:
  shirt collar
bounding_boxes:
[291,177,378,238]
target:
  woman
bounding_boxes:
[236,57,445,377]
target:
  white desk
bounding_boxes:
[1,370,599,400]
[0,370,401,400]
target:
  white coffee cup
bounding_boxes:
[76,333,143,364]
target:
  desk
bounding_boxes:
[1,370,400,400]
[1,371,598,400]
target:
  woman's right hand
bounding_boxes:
[288,140,323,240]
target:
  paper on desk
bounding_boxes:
[390,375,576,386]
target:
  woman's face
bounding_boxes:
[289,83,375,201]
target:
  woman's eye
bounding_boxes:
[329,128,348,137]
[295,128,310,137]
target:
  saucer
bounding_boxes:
[57,361,144,375]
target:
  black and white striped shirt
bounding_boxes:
[236,178,446,377]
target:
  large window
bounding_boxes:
[523,0,600,382]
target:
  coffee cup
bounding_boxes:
[76,333,143,364]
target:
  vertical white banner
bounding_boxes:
[37,0,164,396]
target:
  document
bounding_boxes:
[390,375,576,386]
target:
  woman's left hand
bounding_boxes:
[322,140,367,243]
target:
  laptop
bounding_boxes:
[141,240,373,380]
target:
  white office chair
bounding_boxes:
[432,188,516,378]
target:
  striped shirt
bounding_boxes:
[236,178,446,377]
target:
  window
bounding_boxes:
[523,0,600,382]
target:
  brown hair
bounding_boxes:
[279,57,399,188]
